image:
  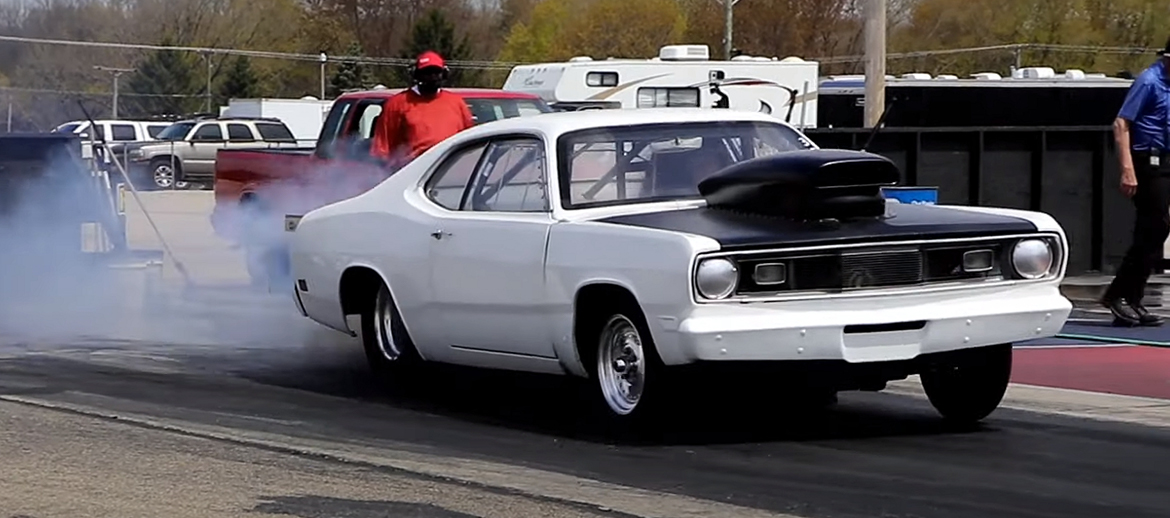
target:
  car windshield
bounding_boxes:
[155,122,194,141]
[53,123,81,134]
[557,121,814,208]
[466,98,551,125]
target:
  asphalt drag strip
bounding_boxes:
[1,336,1169,518]
[0,399,627,518]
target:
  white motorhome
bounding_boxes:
[502,44,820,128]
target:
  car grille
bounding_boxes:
[731,237,1027,296]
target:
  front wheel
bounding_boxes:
[920,343,1013,423]
[150,159,189,190]
[590,307,670,426]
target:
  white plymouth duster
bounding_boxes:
[285,108,1072,426]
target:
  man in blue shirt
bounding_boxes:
[1102,39,1170,327]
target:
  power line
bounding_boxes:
[0,86,203,97]
[819,43,1159,64]
[0,33,1157,70]
[0,34,523,70]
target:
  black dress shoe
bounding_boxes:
[1103,298,1142,327]
[1132,303,1165,327]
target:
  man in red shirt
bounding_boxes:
[370,51,474,168]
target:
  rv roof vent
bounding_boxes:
[731,55,753,61]
[779,56,805,63]
[1064,69,1086,79]
[971,72,1002,80]
[1019,67,1055,79]
[901,72,931,79]
[659,44,710,61]
[569,56,593,62]
[1086,73,1108,79]
[300,95,318,100]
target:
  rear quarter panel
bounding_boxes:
[288,171,435,343]
[545,219,719,376]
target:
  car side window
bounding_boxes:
[146,124,168,139]
[424,142,488,210]
[467,138,548,213]
[110,124,136,141]
[192,123,223,141]
[227,123,254,142]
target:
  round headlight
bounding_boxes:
[695,258,738,299]
[1011,239,1053,279]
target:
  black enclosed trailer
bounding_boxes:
[0,133,129,276]
[817,74,1133,128]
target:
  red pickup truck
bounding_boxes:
[211,87,552,287]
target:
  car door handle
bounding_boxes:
[431,230,451,240]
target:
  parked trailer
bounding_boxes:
[818,67,1133,128]
[502,44,820,128]
[804,125,1137,278]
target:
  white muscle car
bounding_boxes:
[286,108,1072,425]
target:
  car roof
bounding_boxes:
[338,88,543,101]
[456,108,795,139]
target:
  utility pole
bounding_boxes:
[94,66,135,119]
[200,51,213,113]
[863,0,887,128]
[319,52,328,99]
[720,0,741,61]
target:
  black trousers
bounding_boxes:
[1105,150,1170,304]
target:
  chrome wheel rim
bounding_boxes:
[153,165,174,188]
[374,287,402,361]
[597,315,644,416]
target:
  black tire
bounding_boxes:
[149,158,185,190]
[920,343,1013,423]
[360,282,422,384]
[585,300,672,429]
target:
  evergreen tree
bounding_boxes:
[328,41,373,97]
[218,56,260,103]
[397,9,476,87]
[126,36,201,117]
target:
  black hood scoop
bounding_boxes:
[697,149,900,221]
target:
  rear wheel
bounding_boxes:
[920,343,1012,423]
[360,282,421,383]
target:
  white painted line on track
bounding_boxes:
[0,393,804,518]
[1015,343,1134,349]
[887,377,1170,429]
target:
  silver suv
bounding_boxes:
[125,116,301,189]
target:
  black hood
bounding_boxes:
[597,202,1038,250]
[600,148,1038,249]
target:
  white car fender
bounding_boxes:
[545,219,720,376]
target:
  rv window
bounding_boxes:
[636,87,700,108]
[586,72,619,88]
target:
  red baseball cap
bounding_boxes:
[415,51,446,70]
